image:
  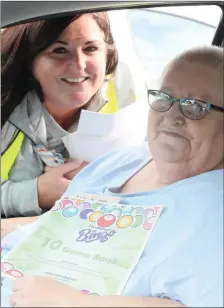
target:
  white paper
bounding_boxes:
[62,101,148,162]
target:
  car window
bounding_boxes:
[126,6,222,87]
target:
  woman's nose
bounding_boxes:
[164,100,185,126]
[67,51,86,72]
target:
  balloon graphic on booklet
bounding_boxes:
[5,269,24,278]
[130,214,144,228]
[91,203,103,211]
[79,208,94,220]
[52,200,62,212]
[120,206,133,215]
[1,262,15,272]
[97,214,116,228]
[108,208,122,218]
[144,208,154,218]
[77,202,91,211]
[101,204,115,213]
[61,199,73,209]
[143,216,156,230]
[74,199,83,206]
[132,207,144,216]
[62,206,78,218]
[89,211,104,222]
[116,215,133,228]
[81,289,90,295]
[80,289,100,296]
[153,206,161,216]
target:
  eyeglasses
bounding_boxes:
[147,90,224,120]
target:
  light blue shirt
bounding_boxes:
[2,144,223,307]
[65,144,223,307]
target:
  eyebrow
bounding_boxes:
[54,39,102,46]
[161,88,213,102]
[200,93,213,103]
[54,40,68,45]
[160,87,173,95]
[85,40,101,45]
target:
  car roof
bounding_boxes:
[148,6,222,27]
[2,0,223,27]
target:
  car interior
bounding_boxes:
[1,0,224,305]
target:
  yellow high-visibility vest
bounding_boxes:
[1,130,25,181]
[1,80,119,181]
[100,79,119,113]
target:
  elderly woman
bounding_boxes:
[2,46,224,307]
[1,12,118,217]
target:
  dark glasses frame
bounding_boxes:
[147,89,224,120]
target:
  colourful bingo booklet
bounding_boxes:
[1,193,163,296]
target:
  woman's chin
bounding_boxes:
[152,144,190,164]
[63,94,91,109]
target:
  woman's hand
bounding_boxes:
[44,159,88,181]
[63,159,88,180]
[38,161,83,209]
[10,276,84,307]
[9,276,185,308]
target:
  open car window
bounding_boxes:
[125,5,222,87]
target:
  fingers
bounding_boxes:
[65,161,88,180]
[64,159,84,167]
[10,278,35,307]
[44,160,84,175]
[12,287,20,292]
[10,291,22,307]
[9,297,17,307]
[10,294,32,308]
[54,161,84,176]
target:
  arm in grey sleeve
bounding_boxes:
[1,178,42,217]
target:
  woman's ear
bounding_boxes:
[104,74,111,82]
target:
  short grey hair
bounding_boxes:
[166,45,223,73]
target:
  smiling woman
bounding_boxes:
[1,12,118,217]
[31,14,110,127]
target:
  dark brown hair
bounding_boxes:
[1,12,118,126]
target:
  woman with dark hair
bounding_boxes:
[1,12,118,217]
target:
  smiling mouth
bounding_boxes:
[61,77,90,84]
[160,131,185,138]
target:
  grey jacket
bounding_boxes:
[1,91,75,217]
[1,89,109,217]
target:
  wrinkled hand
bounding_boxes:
[44,159,88,181]
[8,276,185,308]
[9,276,85,307]
[64,159,88,180]
[38,161,83,209]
